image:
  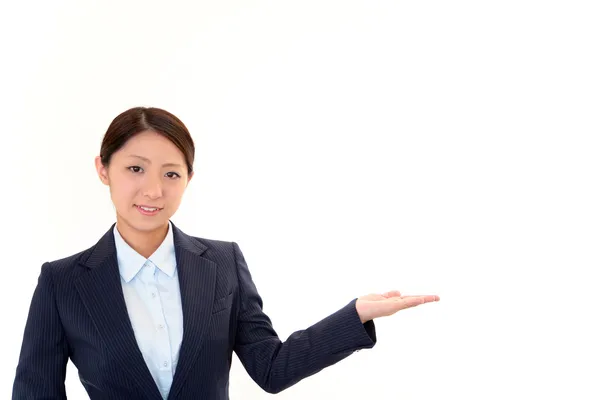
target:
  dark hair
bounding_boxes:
[100,107,195,174]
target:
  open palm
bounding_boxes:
[356,290,440,323]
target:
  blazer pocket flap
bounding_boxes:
[212,291,233,314]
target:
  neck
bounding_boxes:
[115,217,169,259]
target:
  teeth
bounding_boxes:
[139,206,158,211]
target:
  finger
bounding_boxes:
[401,295,440,302]
[400,297,425,308]
[384,296,424,308]
[385,298,421,315]
[397,296,438,307]
[382,290,402,298]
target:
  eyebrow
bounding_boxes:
[127,154,184,168]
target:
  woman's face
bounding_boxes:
[95,130,193,234]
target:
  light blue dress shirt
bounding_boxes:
[113,221,183,399]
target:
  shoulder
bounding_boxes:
[39,245,95,283]
[171,221,237,256]
[182,234,239,261]
[174,225,249,269]
[190,235,234,251]
[46,248,90,270]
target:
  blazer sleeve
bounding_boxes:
[232,242,376,394]
[12,263,69,400]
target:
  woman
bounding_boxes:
[12,107,439,399]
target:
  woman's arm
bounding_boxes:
[12,263,69,400]
[232,242,375,394]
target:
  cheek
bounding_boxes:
[165,186,186,206]
[109,184,137,207]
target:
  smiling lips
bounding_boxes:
[135,204,163,216]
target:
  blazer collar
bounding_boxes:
[82,220,208,269]
[76,220,217,399]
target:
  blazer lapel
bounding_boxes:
[168,223,217,399]
[75,225,163,400]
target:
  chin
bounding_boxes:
[136,216,170,230]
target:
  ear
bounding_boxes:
[95,156,110,185]
[186,170,194,185]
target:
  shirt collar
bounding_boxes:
[113,221,177,283]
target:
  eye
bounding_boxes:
[128,166,143,173]
[166,172,181,179]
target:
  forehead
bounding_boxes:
[116,130,185,162]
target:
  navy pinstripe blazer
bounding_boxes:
[13,221,376,399]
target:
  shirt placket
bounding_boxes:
[141,261,174,398]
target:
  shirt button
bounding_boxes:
[151,293,156,298]
[158,324,164,329]
[163,361,168,367]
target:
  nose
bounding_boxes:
[142,176,163,200]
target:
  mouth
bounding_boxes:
[134,204,163,215]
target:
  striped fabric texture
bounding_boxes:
[12,221,376,399]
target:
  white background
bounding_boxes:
[1,1,599,399]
